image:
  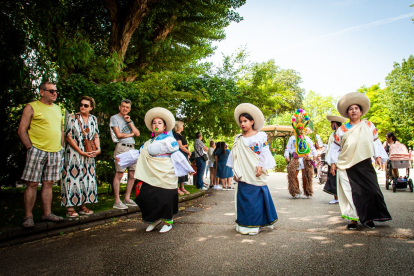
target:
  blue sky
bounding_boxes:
[207,0,414,97]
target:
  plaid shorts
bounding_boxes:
[21,146,63,182]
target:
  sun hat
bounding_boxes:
[326,115,347,123]
[234,103,265,131]
[144,107,175,133]
[336,92,370,118]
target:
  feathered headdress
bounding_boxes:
[291,108,310,157]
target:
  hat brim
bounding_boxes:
[336,92,370,118]
[144,107,175,133]
[234,103,265,131]
[326,115,347,123]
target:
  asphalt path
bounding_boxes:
[1,169,413,275]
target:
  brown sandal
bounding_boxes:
[178,188,184,196]
[180,189,190,195]
[66,210,79,218]
[79,208,93,215]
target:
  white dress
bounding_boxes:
[284,136,317,170]
[226,131,275,171]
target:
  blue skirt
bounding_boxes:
[236,181,278,227]
[216,160,233,178]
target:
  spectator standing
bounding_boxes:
[212,142,222,189]
[194,132,208,189]
[215,142,233,190]
[207,141,216,189]
[173,121,191,195]
[18,81,64,228]
[61,96,101,217]
[110,99,140,209]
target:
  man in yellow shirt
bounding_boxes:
[18,82,65,228]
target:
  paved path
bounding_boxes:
[1,170,413,275]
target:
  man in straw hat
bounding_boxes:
[226,103,278,235]
[116,107,194,233]
[284,109,317,199]
[323,115,347,204]
[325,92,391,230]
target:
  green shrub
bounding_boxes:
[274,154,287,172]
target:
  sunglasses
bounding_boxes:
[79,103,90,108]
[42,89,58,94]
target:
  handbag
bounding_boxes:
[195,142,208,161]
[76,113,97,152]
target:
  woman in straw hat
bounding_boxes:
[226,103,278,235]
[325,92,391,230]
[323,115,347,204]
[121,107,194,233]
[284,109,317,199]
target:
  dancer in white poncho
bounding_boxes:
[326,92,391,230]
[117,107,194,233]
[226,103,278,235]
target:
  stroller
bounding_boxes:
[385,142,413,193]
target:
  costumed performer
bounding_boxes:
[326,92,391,230]
[124,107,194,233]
[284,109,317,199]
[226,103,278,235]
[323,115,347,204]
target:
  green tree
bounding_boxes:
[385,55,414,145]
[357,84,394,142]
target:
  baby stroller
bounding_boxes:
[318,152,329,185]
[385,142,413,193]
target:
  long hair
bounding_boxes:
[213,142,222,156]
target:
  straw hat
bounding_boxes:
[326,115,347,123]
[337,92,370,118]
[144,107,175,133]
[234,103,265,131]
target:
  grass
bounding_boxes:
[0,183,199,230]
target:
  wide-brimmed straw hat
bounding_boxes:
[336,92,370,118]
[234,103,265,131]
[326,115,347,123]
[144,107,175,133]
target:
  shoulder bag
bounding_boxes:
[76,113,97,152]
[195,141,208,161]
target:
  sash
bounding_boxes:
[134,140,178,189]
[232,135,268,186]
[337,120,374,170]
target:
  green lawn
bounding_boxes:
[0,183,199,230]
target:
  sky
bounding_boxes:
[206,0,414,97]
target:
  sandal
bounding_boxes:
[66,210,79,218]
[42,213,64,222]
[22,216,35,228]
[178,188,184,196]
[79,208,93,215]
[180,189,190,195]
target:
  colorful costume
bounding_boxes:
[227,103,277,235]
[284,109,316,198]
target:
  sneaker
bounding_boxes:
[237,226,251,235]
[202,186,209,190]
[293,194,301,199]
[302,195,308,199]
[113,202,128,210]
[146,220,162,232]
[248,228,261,236]
[123,199,138,207]
[347,223,357,230]
[216,186,223,190]
[364,221,376,229]
[213,185,217,190]
[159,224,172,233]
[22,216,35,229]
[329,199,339,204]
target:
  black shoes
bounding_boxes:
[364,221,376,229]
[347,223,357,230]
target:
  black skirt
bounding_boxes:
[178,174,188,183]
[323,165,337,196]
[346,158,392,224]
[135,182,178,223]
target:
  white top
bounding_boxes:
[284,135,317,170]
[226,131,275,170]
[325,121,388,165]
[207,147,215,162]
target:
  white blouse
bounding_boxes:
[116,134,194,177]
[226,131,276,171]
[325,121,388,165]
[284,135,317,170]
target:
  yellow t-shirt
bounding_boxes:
[28,101,62,152]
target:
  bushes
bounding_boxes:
[274,154,287,172]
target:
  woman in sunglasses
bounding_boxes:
[61,96,101,217]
